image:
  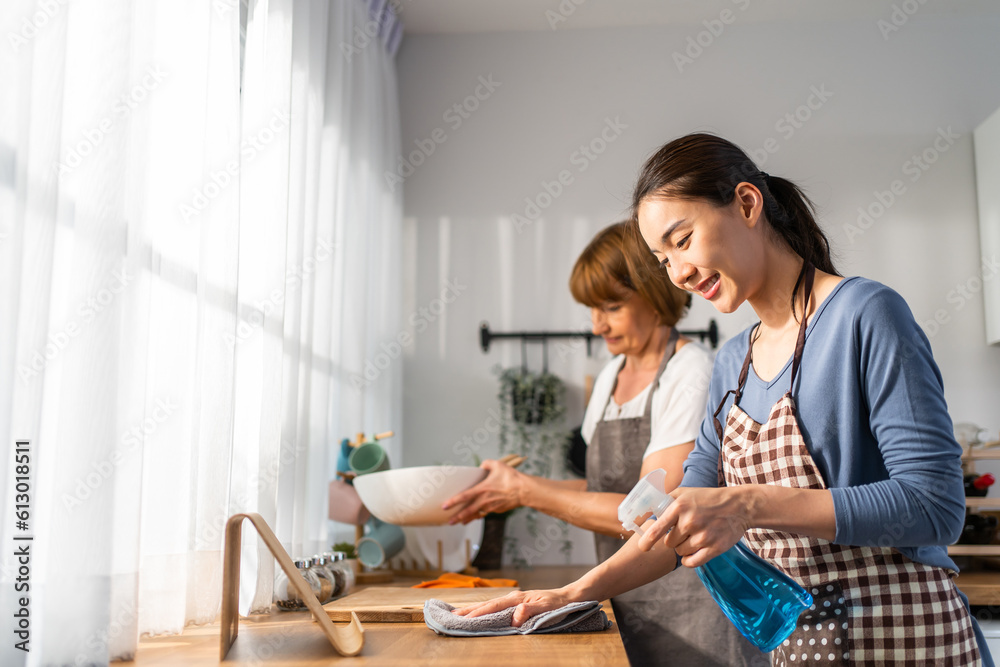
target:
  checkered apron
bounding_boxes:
[712,265,981,666]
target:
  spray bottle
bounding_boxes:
[619,469,812,652]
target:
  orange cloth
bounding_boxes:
[411,572,518,588]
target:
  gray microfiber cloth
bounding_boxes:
[423,599,611,637]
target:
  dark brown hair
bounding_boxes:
[630,133,838,277]
[570,222,691,327]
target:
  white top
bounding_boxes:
[582,342,715,460]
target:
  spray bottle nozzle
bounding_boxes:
[618,469,673,536]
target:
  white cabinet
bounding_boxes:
[973,106,1000,346]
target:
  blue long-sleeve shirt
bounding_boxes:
[681,277,965,571]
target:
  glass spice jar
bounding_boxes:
[273,558,322,610]
[323,551,354,600]
[309,555,335,604]
[320,552,342,599]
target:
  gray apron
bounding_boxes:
[586,327,767,667]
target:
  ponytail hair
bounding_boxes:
[630,133,838,276]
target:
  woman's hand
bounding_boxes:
[442,459,526,524]
[452,588,574,627]
[636,486,752,567]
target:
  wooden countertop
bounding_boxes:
[116,566,629,666]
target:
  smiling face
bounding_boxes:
[636,188,765,314]
[590,290,663,357]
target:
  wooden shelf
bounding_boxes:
[949,545,1000,556]
[965,497,1000,510]
[955,570,1000,606]
[961,447,1000,460]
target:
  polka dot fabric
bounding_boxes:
[772,582,849,665]
[720,395,981,666]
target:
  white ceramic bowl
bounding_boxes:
[352,465,487,526]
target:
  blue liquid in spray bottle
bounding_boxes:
[619,470,812,652]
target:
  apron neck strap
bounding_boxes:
[711,261,816,467]
[711,324,755,440]
[788,261,816,390]
[731,260,816,400]
[604,325,680,415]
[643,326,679,414]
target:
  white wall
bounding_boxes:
[394,13,1000,564]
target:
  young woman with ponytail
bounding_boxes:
[457,134,993,666]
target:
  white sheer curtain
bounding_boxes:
[0,0,402,662]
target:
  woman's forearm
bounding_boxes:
[519,443,691,537]
[743,484,836,541]
[454,528,679,625]
[564,531,679,602]
[519,476,630,537]
[638,483,837,565]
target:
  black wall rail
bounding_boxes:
[478,319,719,358]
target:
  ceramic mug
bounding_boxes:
[349,442,390,476]
[328,478,371,526]
[356,517,405,568]
[335,438,353,475]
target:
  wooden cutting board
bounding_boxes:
[323,587,518,623]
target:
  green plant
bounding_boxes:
[496,367,566,429]
[493,364,574,567]
[332,541,356,559]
